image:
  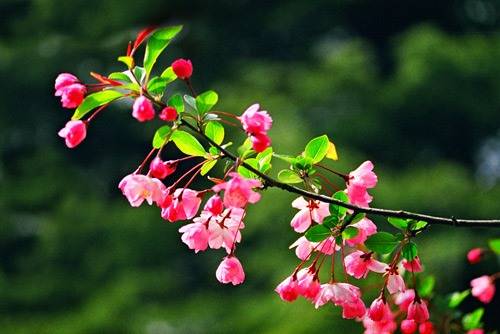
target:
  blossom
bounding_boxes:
[362,310,397,334]
[159,106,178,121]
[132,96,155,122]
[290,196,330,233]
[55,73,86,108]
[418,322,435,334]
[387,271,406,294]
[204,194,224,216]
[344,250,387,279]
[341,297,366,319]
[471,275,496,303]
[289,236,338,260]
[402,257,423,273]
[368,297,391,322]
[239,104,273,134]
[347,160,377,207]
[467,248,484,264]
[212,172,261,208]
[149,157,177,179]
[161,188,202,222]
[407,300,429,323]
[296,268,321,300]
[216,256,245,285]
[118,174,166,207]
[467,330,484,334]
[178,222,209,253]
[314,282,362,309]
[250,132,271,152]
[394,289,415,312]
[206,208,245,253]
[58,120,87,148]
[275,276,299,302]
[400,319,418,334]
[171,58,193,79]
[345,217,377,246]
[55,73,79,93]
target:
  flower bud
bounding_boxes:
[275,276,299,302]
[408,300,429,323]
[418,321,435,334]
[159,106,178,121]
[58,120,87,148]
[368,297,387,322]
[132,96,155,122]
[216,256,245,285]
[401,319,418,334]
[149,157,169,179]
[467,248,484,264]
[172,58,193,79]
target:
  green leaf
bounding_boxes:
[410,220,428,231]
[388,217,408,230]
[365,232,399,254]
[342,226,359,240]
[133,66,146,84]
[293,156,313,171]
[330,191,349,218]
[196,90,218,114]
[488,238,500,254]
[305,224,331,242]
[143,25,183,76]
[277,170,303,184]
[237,158,259,179]
[350,212,366,224]
[462,308,484,330]
[448,290,470,308]
[418,275,435,298]
[238,138,253,158]
[256,148,273,167]
[322,215,340,229]
[108,72,132,82]
[272,153,296,164]
[183,94,197,112]
[118,56,134,68]
[167,94,184,113]
[71,90,123,120]
[171,130,207,157]
[304,135,329,163]
[152,125,172,148]
[147,76,168,95]
[200,160,217,176]
[402,242,418,261]
[160,66,177,83]
[204,121,224,145]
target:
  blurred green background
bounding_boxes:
[1,0,500,333]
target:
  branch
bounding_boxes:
[180,120,500,228]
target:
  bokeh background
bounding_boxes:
[1,0,500,333]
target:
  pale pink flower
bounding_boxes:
[346,217,377,246]
[239,103,273,134]
[290,196,330,233]
[368,297,391,322]
[471,275,496,304]
[132,96,155,122]
[314,282,362,309]
[407,300,429,323]
[216,256,245,285]
[58,120,87,148]
[394,289,415,312]
[467,248,484,264]
[402,257,423,273]
[344,250,387,279]
[347,160,377,207]
[118,174,166,207]
[296,268,321,300]
[400,319,417,334]
[275,276,299,302]
[212,172,261,208]
[387,271,406,294]
[290,236,338,260]
[207,209,245,253]
[178,222,209,253]
[161,188,201,222]
[418,322,435,334]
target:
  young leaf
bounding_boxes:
[171,130,207,157]
[350,212,366,224]
[118,56,134,68]
[462,308,484,330]
[167,94,184,113]
[402,242,418,261]
[410,220,428,231]
[304,135,329,163]
[448,290,470,308]
[272,153,296,164]
[488,238,500,254]
[107,72,132,83]
[183,94,197,112]
[71,90,123,120]
[365,232,399,254]
[152,125,172,148]
[133,66,146,84]
[418,275,435,298]
[342,226,358,240]
[205,121,224,145]
[143,25,183,76]
[237,158,259,179]
[326,141,338,160]
[147,76,168,95]
[160,66,177,83]
[196,90,218,114]
[330,191,349,218]
[277,170,302,184]
[305,224,331,242]
[256,147,273,168]
[200,160,217,176]
[388,217,408,230]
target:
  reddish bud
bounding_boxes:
[171,58,193,79]
[132,96,155,122]
[368,297,387,322]
[418,322,435,334]
[58,120,87,148]
[408,300,430,323]
[159,106,178,121]
[401,319,418,334]
[467,248,484,264]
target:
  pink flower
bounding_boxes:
[149,157,177,179]
[171,58,193,79]
[418,322,435,334]
[206,208,245,253]
[212,172,261,208]
[467,330,484,334]
[290,196,330,233]
[346,217,377,246]
[239,104,273,134]
[204,195,224,216]
[250,132,271,152]
[159,106,178,121]
[58,84,87,108]
[387,271,406,294]
[161,188,201,222]
[394,289,415,312]
[132,96,155,122]
[314,282,362,309]
[362,310,397,334]
[216,256,245,285]
[401,319,418,334]
[344,251,387,279]
[471,275,496,303]
[369,297,392,322]
[58,120,87,148]
[467,248,484,264]
[178,222,209,253]
[275,276,299,302]
[347,161,377,207]
[407,300,429,323]
[402,257,423,273]
[55,73,79,93]
[296,268,321,300]
[118,174,166,207]
[341,297,366,319]
[289,236,338,260]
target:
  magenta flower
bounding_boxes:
[402,256,423,273]
[149,157,176,179]
[171,58,193,79]
[345,217,377,246]
[467,248,484,264]
[418,322,435,334]
[394,289,415,312]
[290,196,330,233]
[132,96,155,122]
[341,297,366,319]
[275,276,299,302]
[178,222,209,253]
[212,172,261,208]
[296,268,321,300]
[216,256,245,285]
[159,106,178,121]
[55,73,86,108]
[250,132,271,153]
[204,194,224,216]
[58,120,87,148]
[239,104,273,134]
[471,275,496,303]
[407,299,429,323]
[344,250,387,279]
[400,319,418,334]
[467,330,484,334]
[118,174,166,207]
[161,188,202,222]
[346,160,378,207]
[368,297,390,322]
[362,310,397,334]
[55,73,79,93]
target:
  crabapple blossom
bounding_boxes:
[290,196,330,233]
[407,300,429,323]
[344,250,387,279]
[275,276,299,302]
[250,131,271,152]
[206,208,245,253]
[54,73,79,93]
[239,104,273,134]
[58,120,87,148]
[395,289,415,312]
[368,297,391,322]
[467,330,484,334]
[401,319,418,334]
[132,96,155,122]
[118,174,166,207]
[204,194,224,216]
[171,58,193,79]
[471,275,496,303]
[178,222,209,253]
[362,310,397,334]
[149,157,176,179]
[212,172,261,208]
[387,271,406,294]
[289,236,338,260]
[216,256,245,285]
[467,248,484,264]
[161,188,201,222]
[345,217,377,246]
[402,257,423,273]
[341,297,366,319]
[159,106,178,121]
[296,268,321,300]
[55,73,86,108]
[418,322,435,334]
[347,160,377,207]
